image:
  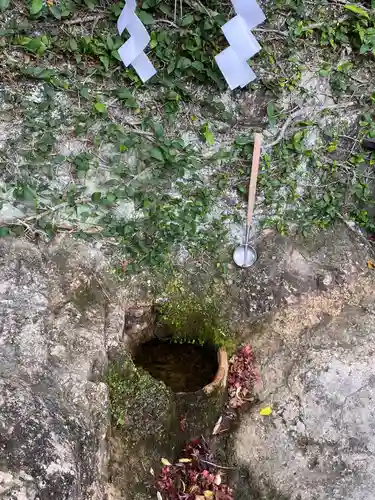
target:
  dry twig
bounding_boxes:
[153,19,179,28]
[63,13,106,25]
[263,102,356,150]
[199,459,236,470]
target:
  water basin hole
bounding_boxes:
[133,337,219,393]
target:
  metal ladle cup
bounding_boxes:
[233,132,262,268]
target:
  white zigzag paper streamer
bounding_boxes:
[117,0,157,83]
[215,0,265,90]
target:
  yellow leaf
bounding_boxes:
[161,458,171,466]
[178,458,192,463]
[368,260,375,270]
[259,406,273,416]
[204,491,214,499]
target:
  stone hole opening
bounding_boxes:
[133,335,219,393]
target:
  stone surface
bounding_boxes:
[0,202,25,223]
[229,223,370,322]
[235,272,375,500]
[1,224,375,500]
[0,237,123,500]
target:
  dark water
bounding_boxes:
[133,338,218,393]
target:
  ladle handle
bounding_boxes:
[247,133,262,228]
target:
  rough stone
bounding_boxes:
[234,273,375,500]
[2,222,375,500]
[229,223,371,322]
[0,237,122,500]
[0,203,25,223]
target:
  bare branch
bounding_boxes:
[263,102,356,150]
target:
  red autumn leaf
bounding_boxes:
[180,415,186,432]
[227,344,258,409]
[155,438,234,500]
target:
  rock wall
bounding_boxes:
[0,237,122,500]
[234,273,375,500]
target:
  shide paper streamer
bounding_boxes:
[117,0,157,83]
[215,0,266,90]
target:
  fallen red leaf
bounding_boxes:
[227,344,258,409]
[156,438,233,500]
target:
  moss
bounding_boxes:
[107,348,228,499]
[106,355,172,434]
[106,279,234,498]
[157,278,236,353]
[107,355,177,499]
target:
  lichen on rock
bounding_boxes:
[0,236,118,500]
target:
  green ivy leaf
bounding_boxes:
[150,148,164,162]
[49,5,61,19]
[23,66,55,80]
[319,68,331,77]
[191,61,204,71]
[30,0,43,15]
[181,14,194,26]
[344,4,369,19]
[94,102,107,113]
[83,0,95,8]
[116,88,133,99]
[235,135,251,146]
[73,153,91,172]
[99,55,109,71]
[203,128,214,146]
[69,39,78,51]
[137,10,154,24]
[293,131,305,152]
[267,102,276,127]
[80,87,89,99]
[150,32,157,49]
[0,0,10,12]
[124,96,138,108]
[178,57,192,69]
[92,192,102,203]
[106,35,114,50]
[152,122,164,138]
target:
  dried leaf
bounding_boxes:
[367,260,375,269]
[157,492,163,500]
[156,438,234,500]
[161,458,171,466]
[178,458,192,463]
[150,467,155,476]
[228,344,257,409]
[180,479,186,492]
[180,415,186,432]
[259,406,272,416]
[212,415,222,436]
